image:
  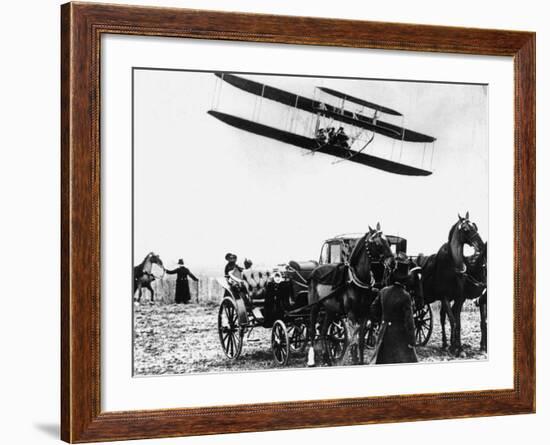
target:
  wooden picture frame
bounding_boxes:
[61,2,535,442]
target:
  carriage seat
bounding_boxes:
[288,260,318,281]
[241,269,271,299]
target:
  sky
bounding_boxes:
[133,69,488,275]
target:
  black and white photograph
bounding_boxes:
[132,69,488,376]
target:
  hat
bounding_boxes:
[177,259,184,265]
[390,261,410,285]
[225,252,237,261]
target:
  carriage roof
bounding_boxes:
[326,233,407,243]
[324,233,408,254]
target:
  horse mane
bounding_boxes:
[447,221,460,245]
[348,233,368,266]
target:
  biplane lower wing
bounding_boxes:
[215,73,436,143]
[208,110,432,176]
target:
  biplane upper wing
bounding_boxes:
[208,110,432,176]
[317,86,403,116]
[215,73,436,143]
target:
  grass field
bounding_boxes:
[133,300,487,376]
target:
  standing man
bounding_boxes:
[370,261,418,364]
[165,259,198,304]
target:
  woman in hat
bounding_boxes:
[370,261,418,364]
[165,259,198,304]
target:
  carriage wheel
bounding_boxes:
[365,320,380,350]
[414,304,433,346]
[272,320,290,366]
[288,322,308,353]
[325,318,349,364]
[218,297,244,359]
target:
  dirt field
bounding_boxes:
[133,300,487,376]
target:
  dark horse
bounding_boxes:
[466,242,488,351]
[133,252,164,303]
[307,223,394,367]
[418,212,483,355]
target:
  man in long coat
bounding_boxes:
[370,262,418,364]
[165,259,198,304]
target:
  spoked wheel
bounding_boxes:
[325,318,349,364]
[288,322,308,353]
[218,297,244,359]
[272,320,290,366]
[365,320,380,350]
[414,303,433,346]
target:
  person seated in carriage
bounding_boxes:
[224,252,242,277]
[224,254,259,293]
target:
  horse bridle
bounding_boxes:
[347,231,393,289]
[458,220,483,250]
[455,222,486,280]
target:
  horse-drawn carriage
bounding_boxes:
[217,262,344,366]
[217,232,433,366]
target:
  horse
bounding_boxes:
[133,252,164,303]
[466,242,487,351]
[417,212,484,355]
[307,223,394,367]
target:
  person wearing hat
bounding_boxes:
[165,259,198,304]
[224,253,243,277]
[335,126,350,149]
[369,260,418,364]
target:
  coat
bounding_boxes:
[165,266,198,303]
[370,284,418,364]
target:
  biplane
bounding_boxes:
[208,73,436,176]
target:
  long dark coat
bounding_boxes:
[371,284,418,364]
[166,266,198,304]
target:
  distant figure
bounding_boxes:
[370,262,418,364]
[244,258,253,270]
[165,259,198,304]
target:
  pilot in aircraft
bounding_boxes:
[315,128,327,145]
[335,127,350,149]
[327,127,336,144]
